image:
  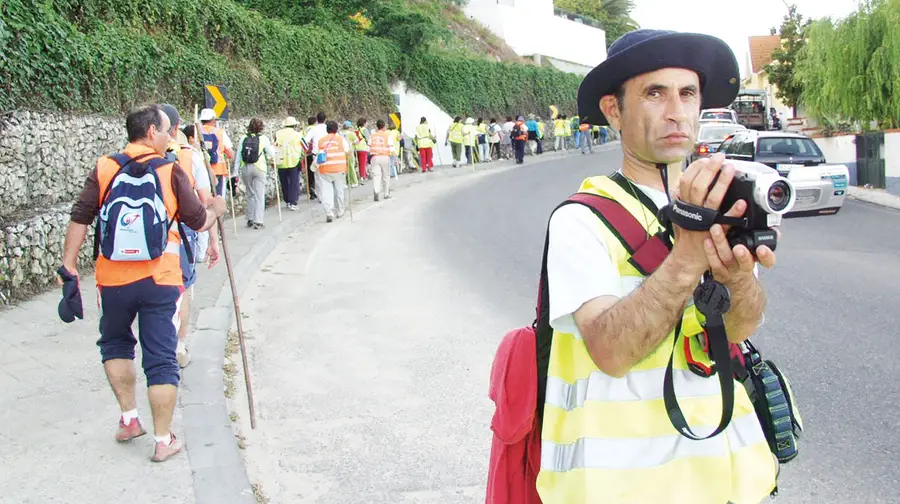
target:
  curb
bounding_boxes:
[179,142,620,503]
[846,186,900,211]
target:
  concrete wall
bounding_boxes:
[811,133,858,186]
[464,0,607,70]
[884,131,900,195]
[0,110,281,298]
[391,81,455,166]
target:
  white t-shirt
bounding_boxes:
[190,148,211,261]
[303,123,329,154]
[547,179,671,335]
[547,176,761,336]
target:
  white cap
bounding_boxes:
[199,108,217,121]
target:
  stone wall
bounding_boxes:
[0,110,283,299]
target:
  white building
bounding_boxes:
[464,0,607,75]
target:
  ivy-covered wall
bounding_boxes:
[0,0,580,119]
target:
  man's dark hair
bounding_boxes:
[307,116,316,126]
[126,105,164,142]
[453,116,461,122]
[357,117,367,128]
[420,117,427,124]
[182,125,195,141]
[316,111,326,123]
[506,116,513,122]
[326,120,339,134]
[376,119,386,129]
[615,85,626,113]
[248,118,264,134]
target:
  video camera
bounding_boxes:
[661,160,795,253]
[718,159,795,252]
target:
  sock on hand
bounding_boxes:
[154,434,172,446]
[121,409,139,424]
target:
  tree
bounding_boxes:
[763,5,811,118]
[554,0,639,48]
[797,0,900,130]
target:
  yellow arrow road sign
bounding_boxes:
[549,105,559,119]
[389,112,401,129]
[204,85,229,120]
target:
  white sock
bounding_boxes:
[121,409,139,423]
[177,340,186,354]
[154,434,172,445]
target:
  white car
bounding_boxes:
[700,108,739,124]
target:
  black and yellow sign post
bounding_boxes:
[204,84,230,121]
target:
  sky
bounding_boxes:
[630,0,863,79]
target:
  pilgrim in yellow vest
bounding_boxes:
[537,175,778,504]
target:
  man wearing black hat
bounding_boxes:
[537,30,780,503]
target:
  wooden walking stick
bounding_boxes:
[194,105,257,428]
[301,152,311,203]
[271,157,283,222]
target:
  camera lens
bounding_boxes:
[767,181,791,212]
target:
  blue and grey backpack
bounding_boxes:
[93,152,192,263]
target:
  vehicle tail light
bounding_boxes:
[698,144,710,155]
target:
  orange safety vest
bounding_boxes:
[94,143,184,288]
[169,142,196,187]
[578,123,591,132]
[201,124,229,176]
[369,130,391,157]
[317,134,347,174]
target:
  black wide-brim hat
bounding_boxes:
[578,29,741,126]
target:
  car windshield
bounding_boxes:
[699,125,743,142]
[701,111,733,121]
[757,137,824,157]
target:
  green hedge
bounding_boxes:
[407,53,581,118]
[0,0,579,118]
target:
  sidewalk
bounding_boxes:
[847,186,900,211]
[0,146,587,504]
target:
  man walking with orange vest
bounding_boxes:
[368,119,394,201]
[60,104,226,462]
[316,121,352,222]
[199,108,235,197]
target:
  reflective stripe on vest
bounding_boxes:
[94,147,183,287]
[536,175,778,504]
[369,130,391,157]
[449,123,464,143]
[317,134,347,174]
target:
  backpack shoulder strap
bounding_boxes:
[534,191,672,416]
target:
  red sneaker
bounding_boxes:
[151,433,183,463]
[115,417,146,442]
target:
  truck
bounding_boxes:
[729,89,769,131]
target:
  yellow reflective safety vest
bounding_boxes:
[274,127,303,168]
[536,175,778,504]
[448,122,464,144]
[553,119,566,136]
[416,124,434,149]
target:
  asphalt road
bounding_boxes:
[427,146,900,504]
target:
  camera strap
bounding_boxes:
[658,200,747,232]
[657,164,737,440]
[664,277,736,440]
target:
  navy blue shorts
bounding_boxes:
[96,278,183,387]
